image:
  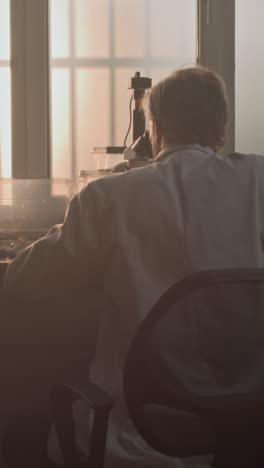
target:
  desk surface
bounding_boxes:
[0,230,46,261]
[0,179,69,261]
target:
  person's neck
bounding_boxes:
[154,142,216,161]
[163,140,217,152]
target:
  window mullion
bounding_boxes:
[10,0,50,178]
[198,0,235,153]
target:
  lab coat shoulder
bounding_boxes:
[84,161,165,210]
[225,151,264,171]
[226,152,264,191]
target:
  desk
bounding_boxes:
[0,231,47,291]
[0,178,71,289]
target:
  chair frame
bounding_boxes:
[51,268,264,467]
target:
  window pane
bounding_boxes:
[0,0,10,59]
[150,67,179,86]
[0,68,11,178]
[75,0,109,58]
[76,68,110,173]
[50,0,70,58]
[50,69,72,178]
[114,0,145,58]
[235,0,264,154]
[150,0,197,61]
[0,180,12,206]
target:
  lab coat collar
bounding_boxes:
[154,144,215,163]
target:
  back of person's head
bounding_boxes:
[145,66,228,152]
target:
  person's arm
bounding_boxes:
[4,184,104,299]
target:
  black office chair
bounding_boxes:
[51,269,264,468]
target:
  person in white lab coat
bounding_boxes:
[4,66,264,467]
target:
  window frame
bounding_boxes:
[10,0,235,178]
[198,0,235,153]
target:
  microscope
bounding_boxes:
[82,72,153,178]
[112,71,153,173]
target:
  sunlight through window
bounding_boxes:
[49,0,197,178]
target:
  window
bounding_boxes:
[0,0,11,178]
[1,1,236,179]
[49,0,197,178]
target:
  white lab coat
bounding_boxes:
[5,144,264,467]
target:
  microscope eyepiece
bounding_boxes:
[128,72,152,91]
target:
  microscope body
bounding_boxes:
[116,72,153,172]
[82,72,153,176]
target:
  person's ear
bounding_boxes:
[215,135,226,152]
[150,120,163,155]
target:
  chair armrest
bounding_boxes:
[51,382,114,411]
[51,383,114,468]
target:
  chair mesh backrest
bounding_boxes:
[124,269,264,451]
